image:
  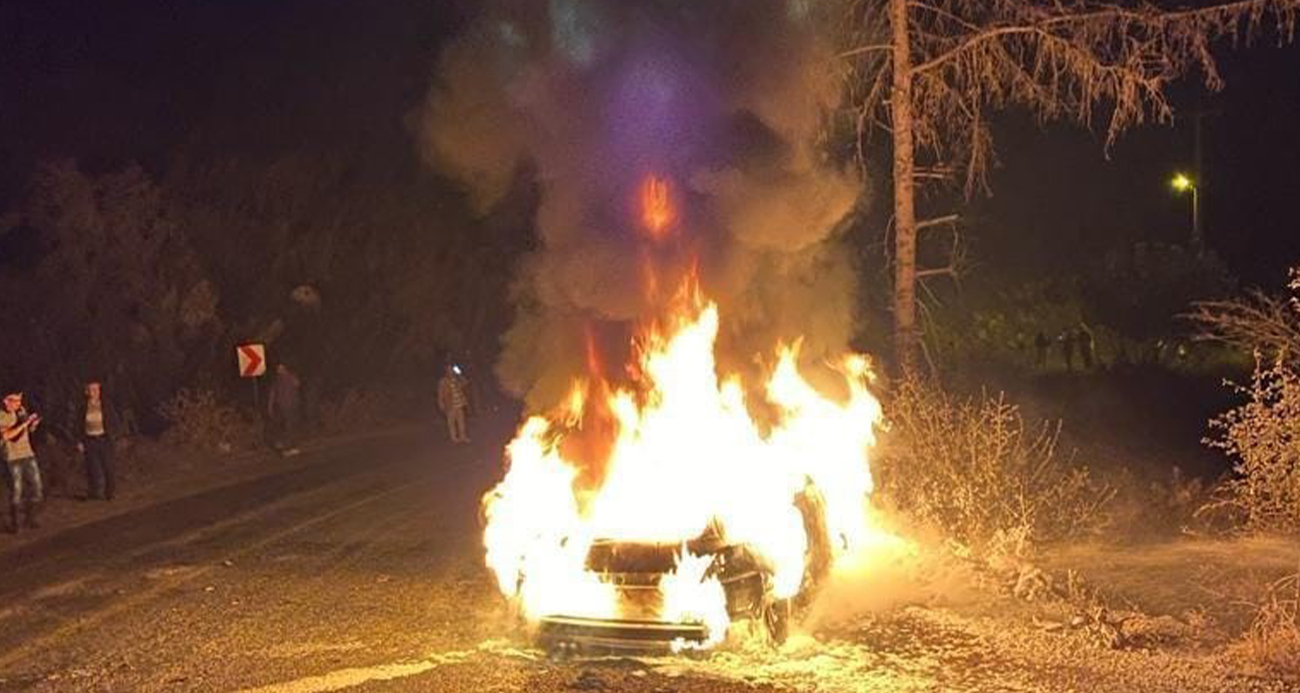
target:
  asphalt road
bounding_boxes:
[0,415,785,693]
[2,414,1293,693]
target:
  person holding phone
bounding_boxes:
[1,390,43,533]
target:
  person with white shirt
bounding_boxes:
[74,380,117,501]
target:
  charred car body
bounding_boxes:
[538,482,832,655]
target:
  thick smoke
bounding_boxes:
[420,0,863,410]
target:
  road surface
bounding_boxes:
[0,413,1292,693]
[0,415,778,692]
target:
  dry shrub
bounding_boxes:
[318,388,394,434]
[1194,266,1300,534]
[876,379,1113,553]
[1231,572,1300,679]
[158,388,255,452]
[1202,359,1300,534]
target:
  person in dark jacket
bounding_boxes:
[74,380,117,501]
[1059,330,1077,372]
[1077,327,1096,370]
[1034,331,1051,369]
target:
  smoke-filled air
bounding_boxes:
[419,0,861,413]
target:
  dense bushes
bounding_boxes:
[0,151,525,442]
[158,389,257,453]
[0,160,221,433]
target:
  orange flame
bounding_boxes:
[638,175,676,238]
[482,281,905,648]
[640,251,660,302]
[583,324,603,378]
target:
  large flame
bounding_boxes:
[482,283,889,647]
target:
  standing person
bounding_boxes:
[75,380,117,501]
[267,363,302,455]
[1034,331,1050,369]
[1059,330,1077,372]
[437,363,470,444]
[1077,327,1095,370]
[1,391,43,533]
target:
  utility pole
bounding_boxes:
[1172,172,1198,249]
[1191,111,1205,252]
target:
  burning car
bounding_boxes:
[481,303,887,653]
[474,203,898,652]
[537,483,833,655]
[481,268,889,657]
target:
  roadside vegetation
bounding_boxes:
[158,389,257,453]
[876,379,1112,556]
[863,269,1300,682]
[1188,267,1300,676]
[1232,572,1300,678]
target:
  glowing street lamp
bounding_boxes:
[1170,172,1201,250]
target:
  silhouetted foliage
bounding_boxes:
[0,149,529,442]
[0,160,220,433]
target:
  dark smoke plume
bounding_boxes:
[420,0,864,411]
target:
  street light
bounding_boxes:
[1170,172,1201,250]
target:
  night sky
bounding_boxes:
[979,38,1300,287]
[2,0,1297,285]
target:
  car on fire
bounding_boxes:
[537,481,833,656]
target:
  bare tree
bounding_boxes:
[1187,267,1300,361]
[841,0,1298,374]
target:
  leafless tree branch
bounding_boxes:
[1186,292,1300,360]
[917,213,960,231]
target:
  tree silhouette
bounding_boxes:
[841,0,1298,374]
[0,160,220,429]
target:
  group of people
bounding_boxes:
[1034,327,1095,371]
[2,380,117,535]
[3,359,475,536]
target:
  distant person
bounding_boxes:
[1077,328,1095,370]
[267,363,302,455]
[1034,332,1050,369]
[1115,342,1133,370]
[1059,330,1077,372]
[75,380,117,501]
[1,390,43,533]
[1152,339,1168,366]
[438,363,470,444]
